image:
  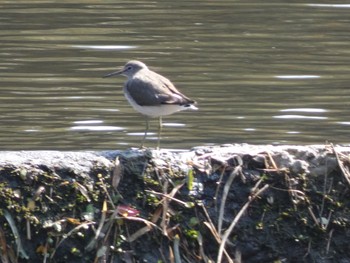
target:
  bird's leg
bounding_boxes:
[157,116,162,150]
[141,117,149,148]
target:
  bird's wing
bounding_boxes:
[125,79,162,106]
[148,72,196,105]
[160,82,195,105]
[126,73,195,106]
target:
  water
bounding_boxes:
[1,1,350,150]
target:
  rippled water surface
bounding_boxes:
[1,1,350,150]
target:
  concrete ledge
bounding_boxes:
[0,144,349,262]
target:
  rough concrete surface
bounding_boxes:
[0,144,349,263]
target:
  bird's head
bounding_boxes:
[103,60,148,78]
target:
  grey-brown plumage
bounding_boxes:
[103,60,197,148]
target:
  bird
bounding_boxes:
[103,60,198,149]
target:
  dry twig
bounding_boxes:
[217,181,269,263]
[218,166,242,234]
[331,144,350,187]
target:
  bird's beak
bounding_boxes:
[103,68,124,78]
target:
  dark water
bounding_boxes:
[1,1,350,150]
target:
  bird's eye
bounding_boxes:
[127,66,132,70]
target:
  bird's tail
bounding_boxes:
[186,104,198,110]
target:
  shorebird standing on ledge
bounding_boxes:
[103,60,198,149]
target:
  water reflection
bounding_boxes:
[275,75,320,79]
[1,1,350,150]
[273,115,327,120]
[280,108,326,113]
[307,4,350,8]
[72,45,137,50]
